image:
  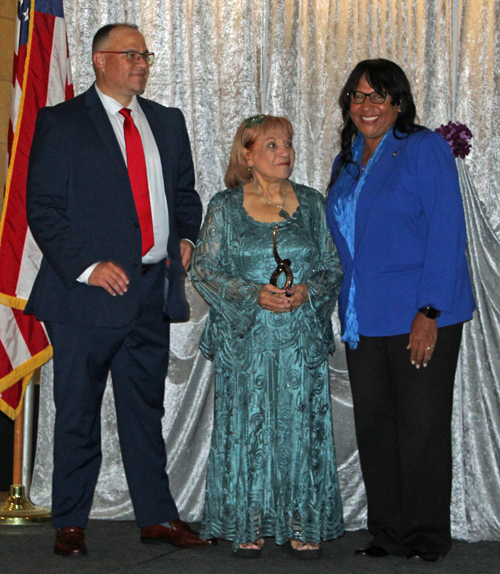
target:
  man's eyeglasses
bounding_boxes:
[98,51,155,65]
[348,90,389,104]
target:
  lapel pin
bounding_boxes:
[393,151,398,157]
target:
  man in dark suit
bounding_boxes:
[26,23,214,556]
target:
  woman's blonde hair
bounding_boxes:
[224,115,294,189]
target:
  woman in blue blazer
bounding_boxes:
[326,59,475,562]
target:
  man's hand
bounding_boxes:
[407,312,438,368]
[88,262,129,296]
[180,239,195,271]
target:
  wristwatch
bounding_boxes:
[419,306,441,319]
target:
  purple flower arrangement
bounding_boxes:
[435,121,473,159]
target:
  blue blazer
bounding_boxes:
[326,128,475,337]
[25,84,202,327]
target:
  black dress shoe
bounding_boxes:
[355,545,389,557]
[407,548,440,562]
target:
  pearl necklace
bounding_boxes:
[253,182,290,219]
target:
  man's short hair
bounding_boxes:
[92,23,139,53]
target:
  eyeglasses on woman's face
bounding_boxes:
[348,90,389,105]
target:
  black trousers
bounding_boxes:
[46,264,179,529]
[345,323,463,556]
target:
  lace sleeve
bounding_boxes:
[191,194,264,337]
[306,228,343,327]
[301,188,344,350]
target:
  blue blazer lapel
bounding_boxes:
[138,98,173,210]
[85,85,131,186]
[355,131,407,252]
[137,98,190,321]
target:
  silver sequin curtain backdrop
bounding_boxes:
[30,0,500,540]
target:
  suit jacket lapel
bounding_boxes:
[85,85,131,186]
[354,131,407,252]
[138,98,173,212]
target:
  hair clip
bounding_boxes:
[244,114,266,128]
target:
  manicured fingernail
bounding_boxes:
[423,363,428,367]
[411,360,415,365]
[416,364,420,369]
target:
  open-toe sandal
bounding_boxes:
[282,540,323,560]
[233,541,263,558]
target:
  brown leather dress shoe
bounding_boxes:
[54,526,86,556]
[140,520,217,548]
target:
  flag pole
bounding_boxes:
[22,374,36,492]
[0,371,51,525]
[13,397,24,485]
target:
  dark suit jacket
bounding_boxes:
[25,84,202,327]
[327,128,475,337]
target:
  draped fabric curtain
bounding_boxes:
[449,0,500,541]
[30,0,500,539]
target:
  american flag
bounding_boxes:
[0,0,73,419]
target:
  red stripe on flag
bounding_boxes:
[1,381,23,410]
[0,12,55,297]
[7,119,15,159]
[65,77,74,101]
[14,44,27,90]
[65,36,74,100]
[0,340,14,380]
[13,307,49,355]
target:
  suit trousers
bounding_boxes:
[345,322,463,556]
[45,264,179,529]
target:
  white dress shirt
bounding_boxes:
[78,84,169,283]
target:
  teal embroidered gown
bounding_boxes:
[192,182,345,549]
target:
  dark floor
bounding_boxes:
[0,520,499,574]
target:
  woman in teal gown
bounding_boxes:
[192,115,344,558]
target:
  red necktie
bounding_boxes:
[119,108,154,256]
